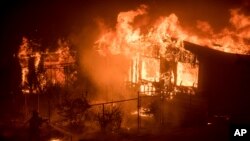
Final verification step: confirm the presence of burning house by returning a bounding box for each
[17,37,78,118]
[12,4,250,128]
[18,37,76,95]
[94,5,199,98]
[92,5,250,126]
[91,5,203,127]
[3,0,250,140]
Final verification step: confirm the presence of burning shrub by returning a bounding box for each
[95,105,122,133]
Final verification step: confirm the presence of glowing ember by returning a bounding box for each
[131,107,153,118]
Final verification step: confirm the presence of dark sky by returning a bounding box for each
[0,0,249,95]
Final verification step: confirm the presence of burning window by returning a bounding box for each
[176,62,198,87]
[141,57,160,82]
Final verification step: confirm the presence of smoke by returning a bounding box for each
[80,48,131,101]
[70,20,132,101]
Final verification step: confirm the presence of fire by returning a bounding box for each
[131,107,153,118]
[44,40,76,85]
[94,5,250,97]
[140,82,156,96]
[18,37,41,94]
[95,5,197,97]
[18,37,76,94]
[176,62,198,87]
[195,8,250,54]
[141,57,160,82]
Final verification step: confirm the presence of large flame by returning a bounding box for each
[195,8,250,54]
[95,5,197,95]
[18,37,41,94]
[94,5,250,96]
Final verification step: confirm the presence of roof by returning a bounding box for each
[184,41,250,65]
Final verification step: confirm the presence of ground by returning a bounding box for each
[0,122,230,141]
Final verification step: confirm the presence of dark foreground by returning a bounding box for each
[0,123,229,141]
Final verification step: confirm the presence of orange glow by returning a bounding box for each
[44,40,76,85]
[140,83,156,96]
[95,5,199,96]
[18,38,76,94]
[141,57,160,82]
[94,5,250,97]
[18,37,41,94]
[176,62,198,87]
[131,107,153,117]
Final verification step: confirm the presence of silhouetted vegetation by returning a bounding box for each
[96,105,122,133]
[57,97,90,131]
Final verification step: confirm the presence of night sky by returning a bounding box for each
[0,0,249,97]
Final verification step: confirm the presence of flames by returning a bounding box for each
[43,40,76,85]
[176,62,198,87]
[94,5,250,97]
[17,5,250,97]
[18,37,41,94]
[195,8,250,54]
[95,5,198,96]
[18,37,76,94]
